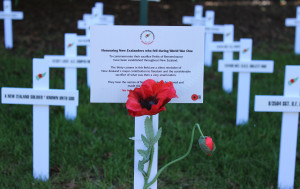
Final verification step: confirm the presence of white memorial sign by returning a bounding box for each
[90,25,205,189]
[218,38,274,125]
[254,65,300,189]
[285,6,300,54]
[90,26,204,104]
[0,0,23,49]
[1,58,79,180]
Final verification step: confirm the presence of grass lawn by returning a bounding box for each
[0,42,300,188]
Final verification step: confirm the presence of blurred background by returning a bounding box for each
[0,0,299,56]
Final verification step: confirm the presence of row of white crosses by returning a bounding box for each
[44,2,114,120]
[255,65,300,189]
[0,0,23,48]
[285,6,300,54]
[1,58,79,180]
[0,2,112,180]
[183,5,274,125]
[77,2,114,88]
[184,6,299,188]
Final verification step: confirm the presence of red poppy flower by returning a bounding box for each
[126,79,177,117]
[38,74,43,78]
[291,79,295,83]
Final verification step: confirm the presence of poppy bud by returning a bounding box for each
[198,136,216,156]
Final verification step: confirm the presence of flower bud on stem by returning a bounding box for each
[142,123,214,189]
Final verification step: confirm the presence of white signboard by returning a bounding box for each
[285,6,300,54]
[90,26,205,103]
[254,65,300,189]
[0,0,23,48]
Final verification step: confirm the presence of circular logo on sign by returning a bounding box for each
[191,94,198,101]
[140,30,155,45]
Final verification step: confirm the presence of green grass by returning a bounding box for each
[0,42,300,188]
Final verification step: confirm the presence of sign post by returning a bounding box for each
[254,65,300,189]
[90,26,205,188]
[0,0,23,48]
[1,58,79,180]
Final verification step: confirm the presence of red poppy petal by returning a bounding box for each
[205,137,214,151]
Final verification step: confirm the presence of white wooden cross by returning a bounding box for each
[45,33,89,120]
[78,2,114,33]
[44,52,89,120]
[77,3,114,88]
[209,24,235,93]
[218,38,274,125]
[285,7,300,54]
[1,58,79,180]
[182,6,235,93]
[0,0,23,49]
[254,65,300,189]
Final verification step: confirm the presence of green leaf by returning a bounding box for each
[137,149,147,159]
[138,161,146,176]
[153,127,162,144]
[145,116,154,140]
[141,134,151,148]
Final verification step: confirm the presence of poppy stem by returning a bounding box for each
[143,115,155,189]
[145,123,203,188]
[196,123,205,138]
